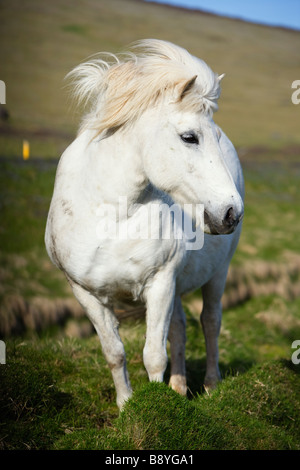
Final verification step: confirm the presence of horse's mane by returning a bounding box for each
[67,39,223,137]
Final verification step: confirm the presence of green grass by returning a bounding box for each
[0,159,69,304]
[235,155,300,265]
[0,160,55,253]
[1,299,299,450]
[111,361,300,450]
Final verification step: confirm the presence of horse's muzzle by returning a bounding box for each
[204,206,244,235]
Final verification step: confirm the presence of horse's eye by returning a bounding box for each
[180,132,199,145]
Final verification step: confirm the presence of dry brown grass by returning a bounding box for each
[1,255,299,337]
[0,295,84,337]
[224,254,300,309]
[184,253,300,316]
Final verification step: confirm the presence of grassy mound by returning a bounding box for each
[0,334,299,450]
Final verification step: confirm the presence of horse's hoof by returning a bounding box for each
[203,376,221,395]
[169,375,187,396]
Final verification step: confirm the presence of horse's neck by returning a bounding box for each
[84,129,148,209]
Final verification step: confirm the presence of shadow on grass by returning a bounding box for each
[165,357,256,399]
[282,357,300,375]
[0,363,74,450]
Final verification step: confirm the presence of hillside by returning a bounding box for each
[0,0,300,157]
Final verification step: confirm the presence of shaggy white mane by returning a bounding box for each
[67,39,222,136]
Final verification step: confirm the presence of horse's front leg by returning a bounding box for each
[68,279,132,410]
[168,295,187,395]
[143,274,175,383]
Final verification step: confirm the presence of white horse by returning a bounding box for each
[45,39,244,410]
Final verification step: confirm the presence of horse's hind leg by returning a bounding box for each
[168,295,187,395]
[201,265,229,392]
[69,280,132,410]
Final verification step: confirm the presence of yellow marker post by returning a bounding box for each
[23,140,30,160]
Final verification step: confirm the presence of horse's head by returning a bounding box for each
[69,39,244,234]
[131,42,244,235]
[139,101,244,235]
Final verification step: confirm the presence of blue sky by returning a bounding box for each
[145,0,300,30]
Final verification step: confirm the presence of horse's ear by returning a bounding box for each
[178,75,197,101]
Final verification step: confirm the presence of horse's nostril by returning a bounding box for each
[204,210,210,225]
[205,206,243,235]
[223,207,236,227]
